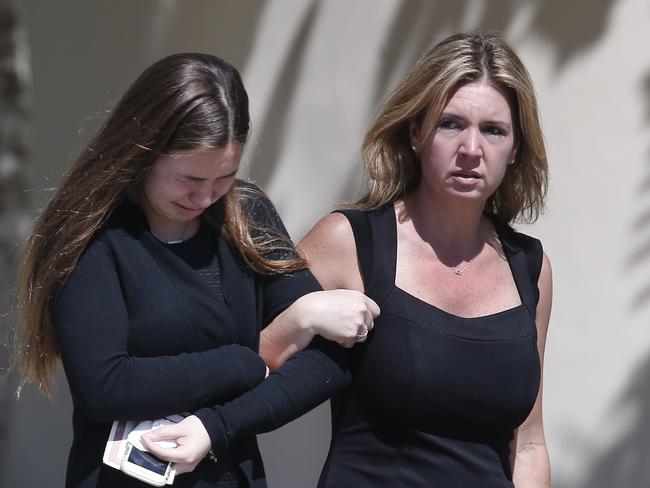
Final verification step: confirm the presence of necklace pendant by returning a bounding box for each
[452,263,469,276]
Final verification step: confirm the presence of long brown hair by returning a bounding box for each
[15,53,305,395]
[359,31,548,223]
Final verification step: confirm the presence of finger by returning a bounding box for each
[140,438,178,462]
[366,319,375,332]
[142,424,180,443]
[150,443,198,464]
[355,325,368,343]
[364,296,381,318]
[356,324,368,337]
[362,309,375,331]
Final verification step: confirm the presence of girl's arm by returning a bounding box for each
[259,288,379,369]
[143,212,367,467]
[54,244,267,422]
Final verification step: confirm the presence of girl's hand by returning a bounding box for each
[295,290,380,348]
[140,415,212,475]
[261,289,380,369]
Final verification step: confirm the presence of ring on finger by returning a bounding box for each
[355,325,369,342]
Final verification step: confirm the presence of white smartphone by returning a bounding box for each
[120,441,176,486]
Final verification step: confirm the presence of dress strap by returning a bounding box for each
[334,204,396,304]
[495,219,543,317]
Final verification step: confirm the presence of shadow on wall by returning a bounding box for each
[558,54,650,488]
[249,0,620,202]
[565,353,650,488]
[374,0,619,107]
[532,0,617,70]
[159,0,266,71]
[628,71,650,310]
[250,0,320,188]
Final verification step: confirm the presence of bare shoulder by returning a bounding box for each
[298,212,363,291]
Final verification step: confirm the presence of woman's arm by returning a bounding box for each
[54,245,267,422]
[510,252,552,487]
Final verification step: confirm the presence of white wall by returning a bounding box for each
[3,0,649,487]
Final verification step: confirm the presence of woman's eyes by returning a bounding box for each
[437,119,507,137]
[438,119,460,130]
[483,125,506,136]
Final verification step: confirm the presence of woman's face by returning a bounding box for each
[139,144,243,235]
[410,80,517,206]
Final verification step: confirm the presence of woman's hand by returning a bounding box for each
[140,415,212,475]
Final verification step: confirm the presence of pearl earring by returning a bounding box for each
[411,145,416,152]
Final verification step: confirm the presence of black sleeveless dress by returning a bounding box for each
[317,204,542,487]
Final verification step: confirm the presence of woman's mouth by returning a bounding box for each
[451,170,481,180]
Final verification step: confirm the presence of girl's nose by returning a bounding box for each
[189,185,214,208]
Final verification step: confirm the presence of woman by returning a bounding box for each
[14,53,378,487]
[145,32,552,487]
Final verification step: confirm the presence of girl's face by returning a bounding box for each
[140,144,243,236]
[410,80,517,206]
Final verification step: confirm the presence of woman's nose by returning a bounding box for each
[458,128,482,159]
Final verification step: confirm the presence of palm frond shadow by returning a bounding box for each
[245,0,622,204]
[565,65,650,488]
[164,0,266,71]
[371,0,620,111]
[531,0,618,71]
[563,354,650,488]
[629,73,650,311]
[248,0,320,188]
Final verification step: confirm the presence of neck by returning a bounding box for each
[127,195,199,244]
[402,186,487,264]
[150,220,194,244]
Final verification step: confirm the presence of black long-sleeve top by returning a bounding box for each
[53,185,322,488]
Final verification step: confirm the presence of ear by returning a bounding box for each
[409,118,421,150]
[510,145,519,165]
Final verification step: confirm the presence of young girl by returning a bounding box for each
[15,52,377,487]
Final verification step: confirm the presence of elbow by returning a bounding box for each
[66,361,145,421]
[326,368,352,392]
[74,388,126,422]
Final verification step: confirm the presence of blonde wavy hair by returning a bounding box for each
[359,31,548,223]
